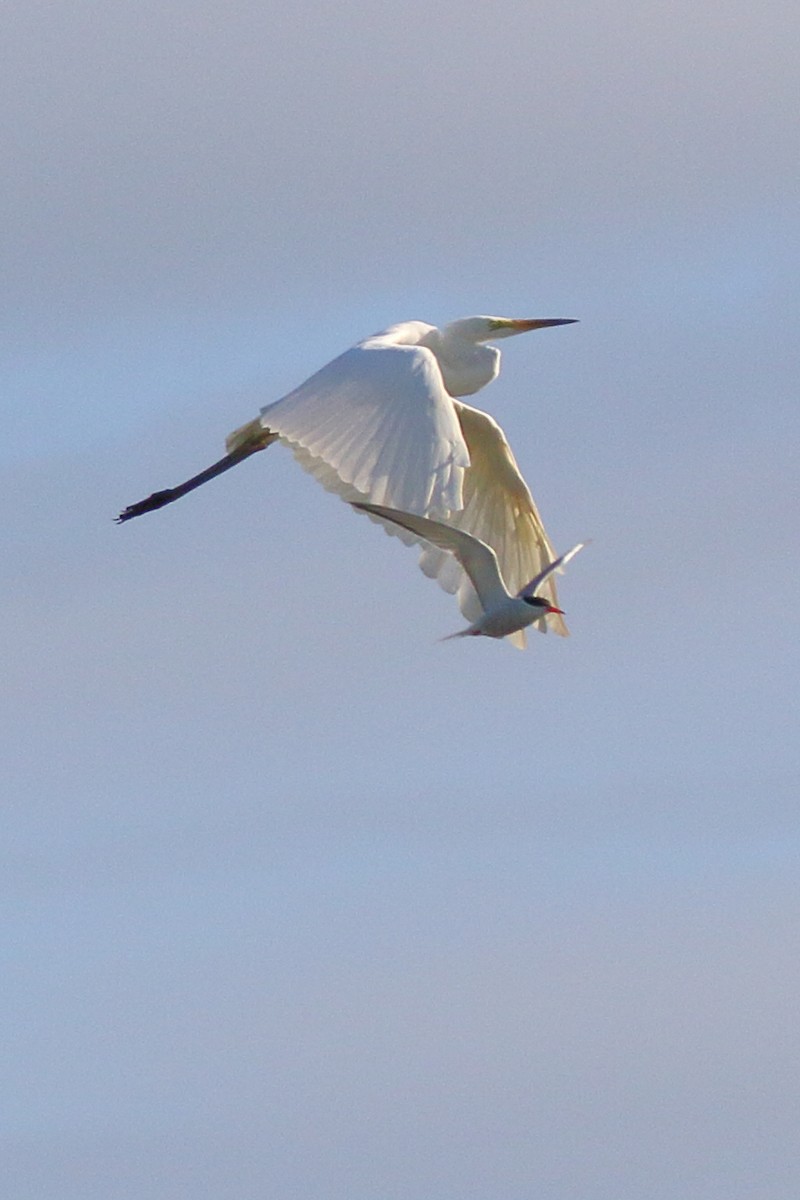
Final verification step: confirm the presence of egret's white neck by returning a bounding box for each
[421,327,500,398]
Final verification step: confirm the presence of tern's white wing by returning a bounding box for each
[258,339,469,514]
[417,402,567,648]
[517,542,588,599]
[351,503,509,614]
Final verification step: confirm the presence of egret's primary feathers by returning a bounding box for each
[352,501,587,647]
[117,315,576,640]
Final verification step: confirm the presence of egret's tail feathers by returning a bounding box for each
[225,418,278,455]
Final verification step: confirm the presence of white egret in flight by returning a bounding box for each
[117,314,576,638]
[352,502,586,646]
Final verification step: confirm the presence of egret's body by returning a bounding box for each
[118,315,576,644]
[351,502,586,646]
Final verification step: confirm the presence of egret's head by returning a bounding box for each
[445,316,577,344]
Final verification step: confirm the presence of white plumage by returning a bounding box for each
[351,503,587,647]
[118,314,576,647]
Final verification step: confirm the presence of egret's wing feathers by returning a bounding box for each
[226,333,565,654]
[259,343,469,514]
[351,503,509,614]
[518,542,588,598]
[417,402,568,641]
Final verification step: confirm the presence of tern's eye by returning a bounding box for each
[522,596,546,608]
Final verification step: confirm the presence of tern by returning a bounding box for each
[351,501,586,646]
[117,314,577,637]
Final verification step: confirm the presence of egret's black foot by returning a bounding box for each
[115,489,177,522]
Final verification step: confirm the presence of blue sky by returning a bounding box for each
[3,2,799,1197]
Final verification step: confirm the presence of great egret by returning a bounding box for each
[117,315,576,645]
[351,502,586,645]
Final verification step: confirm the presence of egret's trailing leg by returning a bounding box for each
[116,421,277,522]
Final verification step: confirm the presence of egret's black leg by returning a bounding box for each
[115,444,263,523]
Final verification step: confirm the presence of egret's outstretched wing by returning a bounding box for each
[518,542,588,599]
[255,340,469,515]
[351,503,509,614]
[417,401,567,644]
